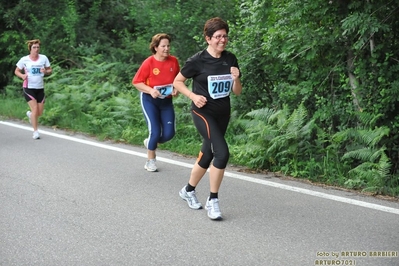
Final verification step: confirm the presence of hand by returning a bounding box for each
[40,67,46,74]
[149,89,161,99]
[172,88,179,97]
[230,67,240,80]
[191,93,207,108]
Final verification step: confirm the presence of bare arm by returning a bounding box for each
[173,73,191,97]
[43,66,52,75]
[230,67,242,96]
[173,72,207,108]
[133,82,160,99]
[14,67,27,80]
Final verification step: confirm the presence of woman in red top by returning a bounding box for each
[132,33,180,172]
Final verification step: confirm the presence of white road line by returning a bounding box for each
[2,120,399,215]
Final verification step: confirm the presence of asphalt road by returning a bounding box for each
[1,120,398,266]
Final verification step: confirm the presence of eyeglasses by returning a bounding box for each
[31,46,40,49]
[212,35,229,40]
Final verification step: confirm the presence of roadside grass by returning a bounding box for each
[0,97,27,120]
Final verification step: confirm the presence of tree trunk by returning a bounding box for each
[347,49,362,112]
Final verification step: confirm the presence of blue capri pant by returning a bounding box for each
[140,92,175,150]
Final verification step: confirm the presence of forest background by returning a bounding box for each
[1,0,398,197]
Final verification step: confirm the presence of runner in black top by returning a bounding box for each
[174,17,242,220]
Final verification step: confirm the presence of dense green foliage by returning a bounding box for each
[1,0,398,196]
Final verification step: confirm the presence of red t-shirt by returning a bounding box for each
[132,55,180,88]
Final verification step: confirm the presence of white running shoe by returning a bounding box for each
[32,131,40,140]
[26,111,32,124]
[144,158,157,172]
[143,138,149,149]
[205,197,222,220]
[179,186,202,209]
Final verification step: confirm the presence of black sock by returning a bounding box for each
[209,192,218,200]
[186,183,195,192]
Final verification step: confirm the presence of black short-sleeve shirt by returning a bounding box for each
[180,49,240,115]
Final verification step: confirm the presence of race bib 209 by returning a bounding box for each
[207,74,233,99]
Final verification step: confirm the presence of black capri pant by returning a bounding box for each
[192,109,230,169]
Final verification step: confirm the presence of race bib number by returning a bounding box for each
[154,84,173,99]
[207,74,233,99]
[30,67,44,77]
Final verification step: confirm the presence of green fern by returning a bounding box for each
[334,111,391,192]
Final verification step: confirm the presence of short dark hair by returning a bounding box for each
[203,17,229,39]
[149,33,171,54]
